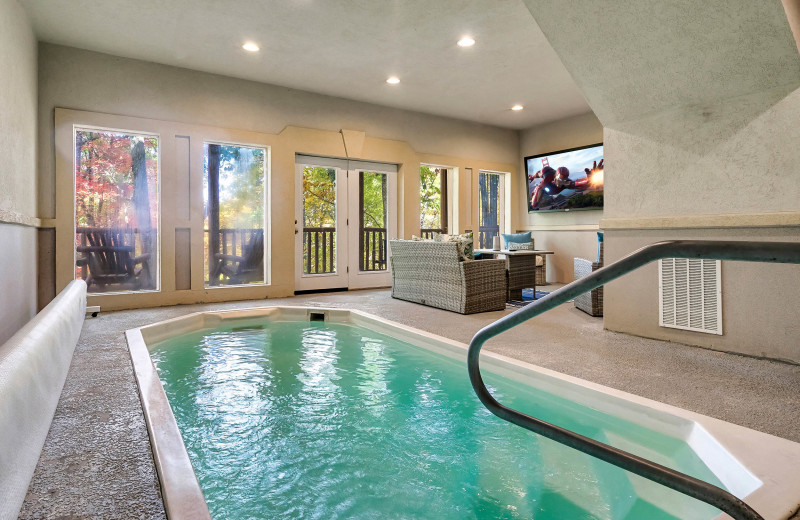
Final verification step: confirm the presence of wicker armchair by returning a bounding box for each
[390,240,507,314]
[574,238,604,317]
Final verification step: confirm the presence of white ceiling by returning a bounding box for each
[20,0,592,130]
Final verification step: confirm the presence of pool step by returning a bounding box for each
[534,428,722,519]
[537,431,632,518]
[601,431,721,520]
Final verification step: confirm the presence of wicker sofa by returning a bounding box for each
[390,240,507,314]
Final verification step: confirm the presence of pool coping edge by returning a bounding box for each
[126,327,212,520]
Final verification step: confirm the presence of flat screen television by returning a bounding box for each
[525,143,604,212]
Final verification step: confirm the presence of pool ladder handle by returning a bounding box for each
[468,240,800,520]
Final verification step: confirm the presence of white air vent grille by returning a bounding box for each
[659,258,722,335]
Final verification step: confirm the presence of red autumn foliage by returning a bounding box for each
[75,130,158,229]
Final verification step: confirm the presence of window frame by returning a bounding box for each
[477,169,511,249]
[420,163,451,235]
[201,139,270,289]
[72,124,163,295]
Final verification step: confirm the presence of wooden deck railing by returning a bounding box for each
[78,225,388,282]
[303,226,387,274]
[205,228,263,259]
[361,227,387,271]
[420,228,444,239]
[204,228,265,285]
[478,225,500,249]
[303,227,336,274]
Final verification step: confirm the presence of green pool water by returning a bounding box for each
[150,320,724,519]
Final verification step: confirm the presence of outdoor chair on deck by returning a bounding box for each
[210,230,264,285]
[76,227,152,291]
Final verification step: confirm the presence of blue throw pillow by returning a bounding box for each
[501,231,531,249]
[596,232,604,262]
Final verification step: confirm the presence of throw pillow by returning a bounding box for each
[596,231,604,262]
[508,242,533,251]
[501,231,532,249]
[459,231,474,261]
[438,232,474,262]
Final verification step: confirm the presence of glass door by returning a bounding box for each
[346,168,394,289]
[295,161,349,292]
[295,157,396,292]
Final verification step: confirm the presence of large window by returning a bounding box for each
[74,128,159,293]
[478,171,506,249]
[420,165,447,238]
[204,143,267,287]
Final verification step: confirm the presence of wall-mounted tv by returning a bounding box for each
[525,143,604,212]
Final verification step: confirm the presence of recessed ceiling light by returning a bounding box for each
[242,42,260,52]
[386,76,400,85]
[457,36,475,47]
[511,104,524,111]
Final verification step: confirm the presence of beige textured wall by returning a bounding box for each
[605,227,800,364]
[39,46,519,310]
[38,44,518,220]
[0,0,37,218]
[521,0,800,127]
[0,0,38,343]
[600,83,800,361]
[522,0,800,361]
[518,112,603,282]
[603,84,800,220]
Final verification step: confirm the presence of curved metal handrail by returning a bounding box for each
[468,240,800,520]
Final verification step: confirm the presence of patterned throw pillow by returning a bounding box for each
[459,232,474,261]
[437,232,474,261]
[508,241,533,251]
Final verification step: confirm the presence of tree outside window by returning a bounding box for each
[420,165,446,235]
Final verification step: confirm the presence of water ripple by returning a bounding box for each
[151,322,724,520]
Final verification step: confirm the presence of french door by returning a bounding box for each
[294,155,397,292]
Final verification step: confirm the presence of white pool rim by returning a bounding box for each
[125,306,800,520]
